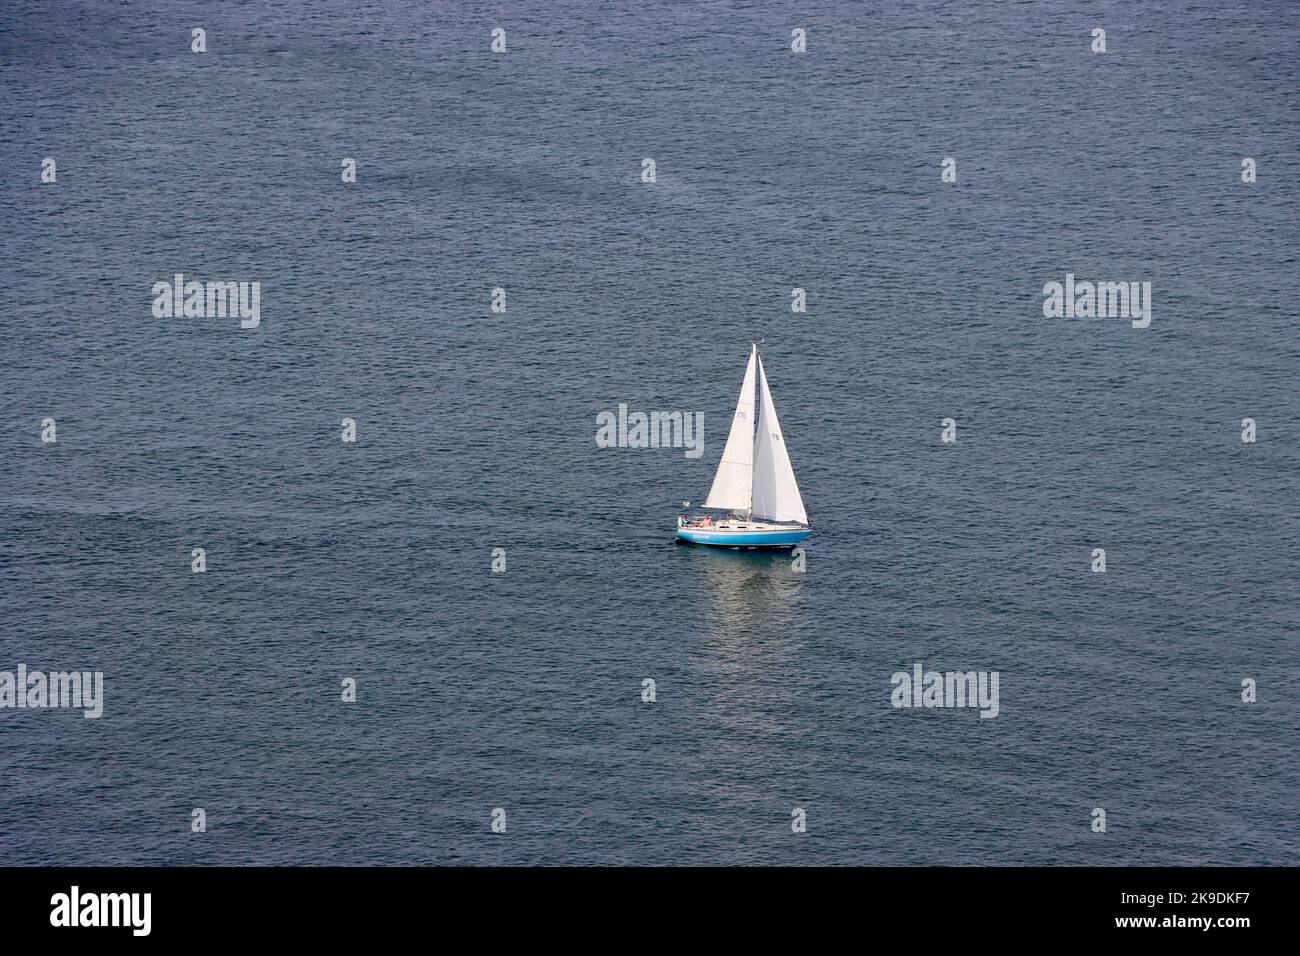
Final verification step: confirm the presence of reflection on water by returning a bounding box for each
[680,543,812,769]
[687,544,808,674]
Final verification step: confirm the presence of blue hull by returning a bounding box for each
[675,527,810,548]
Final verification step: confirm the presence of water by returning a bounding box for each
[1,0,1296,865]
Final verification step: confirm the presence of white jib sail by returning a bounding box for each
[751,355,808,525]
[703,345,757,512]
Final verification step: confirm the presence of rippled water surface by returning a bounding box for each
[1,0,1297,864]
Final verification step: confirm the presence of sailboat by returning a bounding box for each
[676,343,810,548]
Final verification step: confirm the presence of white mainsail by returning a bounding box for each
[702,345,757,512]
[750,355,807,525]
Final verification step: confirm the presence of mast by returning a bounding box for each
[747,341,760,522]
